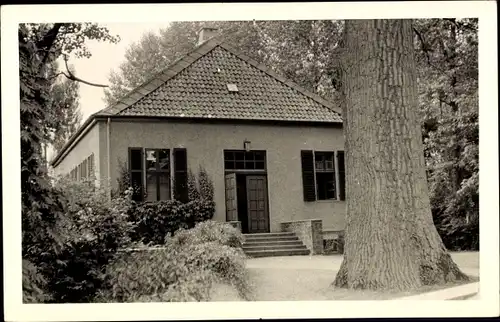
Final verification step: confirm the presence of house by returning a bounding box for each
[51,28,346,246]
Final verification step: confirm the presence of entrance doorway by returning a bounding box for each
[224,150,269,234]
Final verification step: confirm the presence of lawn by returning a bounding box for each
[210,252,479,301]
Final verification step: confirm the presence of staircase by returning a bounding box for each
[242,232,310,258]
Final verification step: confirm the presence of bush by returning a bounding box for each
[42,178,136,302]
[98,222,250,302]
[129,199,216,245]
[23,260,51,303]
[171,220,244,248]
[198,166,214,201]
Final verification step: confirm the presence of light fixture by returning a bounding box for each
[244,139,251,152]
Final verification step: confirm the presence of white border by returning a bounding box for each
[2,2,498,320]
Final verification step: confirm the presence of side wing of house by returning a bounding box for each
[52,121,104,186]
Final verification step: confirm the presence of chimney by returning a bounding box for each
[197,27,218,45]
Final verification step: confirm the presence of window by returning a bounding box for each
[128,147,189,202]
[224,150,266,170]
[145,149,171,202]
[301,150,345,202]
[87,154,94,178]
[337,151,346,201]
[314,152,335,200]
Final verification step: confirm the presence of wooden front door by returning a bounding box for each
[225,173,238,222]
[246,175,269,233]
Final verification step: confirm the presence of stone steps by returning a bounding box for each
[244,248,310,258]
[242,232,310,258]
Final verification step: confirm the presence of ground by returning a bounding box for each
[211,252,479,301]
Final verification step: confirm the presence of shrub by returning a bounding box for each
[99,222,250,302]
[171,220,244,248]
[187,169,201,201]
[198,166,214,201]
[42,178,136,302]
[129,199,216,245]
[23,260,51,303]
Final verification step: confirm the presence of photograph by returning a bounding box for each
[2,2,498,321]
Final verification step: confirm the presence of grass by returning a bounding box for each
[210,252,479,301]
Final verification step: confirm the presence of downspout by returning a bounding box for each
[107,117,111,201]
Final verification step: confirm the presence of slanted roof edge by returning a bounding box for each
[97,36,225,117]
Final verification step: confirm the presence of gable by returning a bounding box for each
[109,44,341,123]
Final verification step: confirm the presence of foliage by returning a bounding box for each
[22,260,51,303]
[170,220,244,249]
[22,23,120,59]
[114,159,131,197]
[49,68,82,153]
[187,169,201,201]
[97,221,249,302]
[20,22,121,302]
[414,19,479,250]
[39,178,136,302]
[197,166,215,201]
[128,199,215,245]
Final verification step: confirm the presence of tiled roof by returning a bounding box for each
[99,37,342,123]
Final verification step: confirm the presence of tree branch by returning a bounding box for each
[63,55,109,88]
[413,26,448,75]
[37,23,63,70]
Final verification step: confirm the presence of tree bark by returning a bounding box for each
[333,19,469,291]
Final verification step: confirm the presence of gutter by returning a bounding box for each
[107,117,111,201]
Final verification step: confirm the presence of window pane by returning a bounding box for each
[146,150,157,171]
[254,151,265,161]
[234,151,244,161]
[225,160,234,170]
[159,150,169,170]
[255,161,265,170]
[146,173,157,201]
[235,161,244,169]
[159,173,171,200]
[130,149,142,170]
[315,160,324,170]
[325,160,334,170]
[244,151,255,161]
[245,161,255,170]
[316,172,335,200]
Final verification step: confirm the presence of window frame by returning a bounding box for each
[313,151,336,201]
[144,148,171,202]
[223,150,267,172]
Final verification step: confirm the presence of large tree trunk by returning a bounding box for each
[333,19,469,291]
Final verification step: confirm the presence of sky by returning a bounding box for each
[62,22,173,122]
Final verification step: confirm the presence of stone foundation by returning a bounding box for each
[281,219,323,255]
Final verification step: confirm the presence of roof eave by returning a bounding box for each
[50,113,106,168]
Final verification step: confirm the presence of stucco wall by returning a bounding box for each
[52,121,102,184]
[108,119,346,232]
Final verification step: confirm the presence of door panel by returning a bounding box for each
[246,175,269,233]
[225,173,238,222]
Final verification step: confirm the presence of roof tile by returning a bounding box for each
[105,42,341,123]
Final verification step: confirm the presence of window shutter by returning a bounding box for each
[129,148,144,202]
[301,150,316,202]
[173,148,188,203]
[337,151,346,201]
